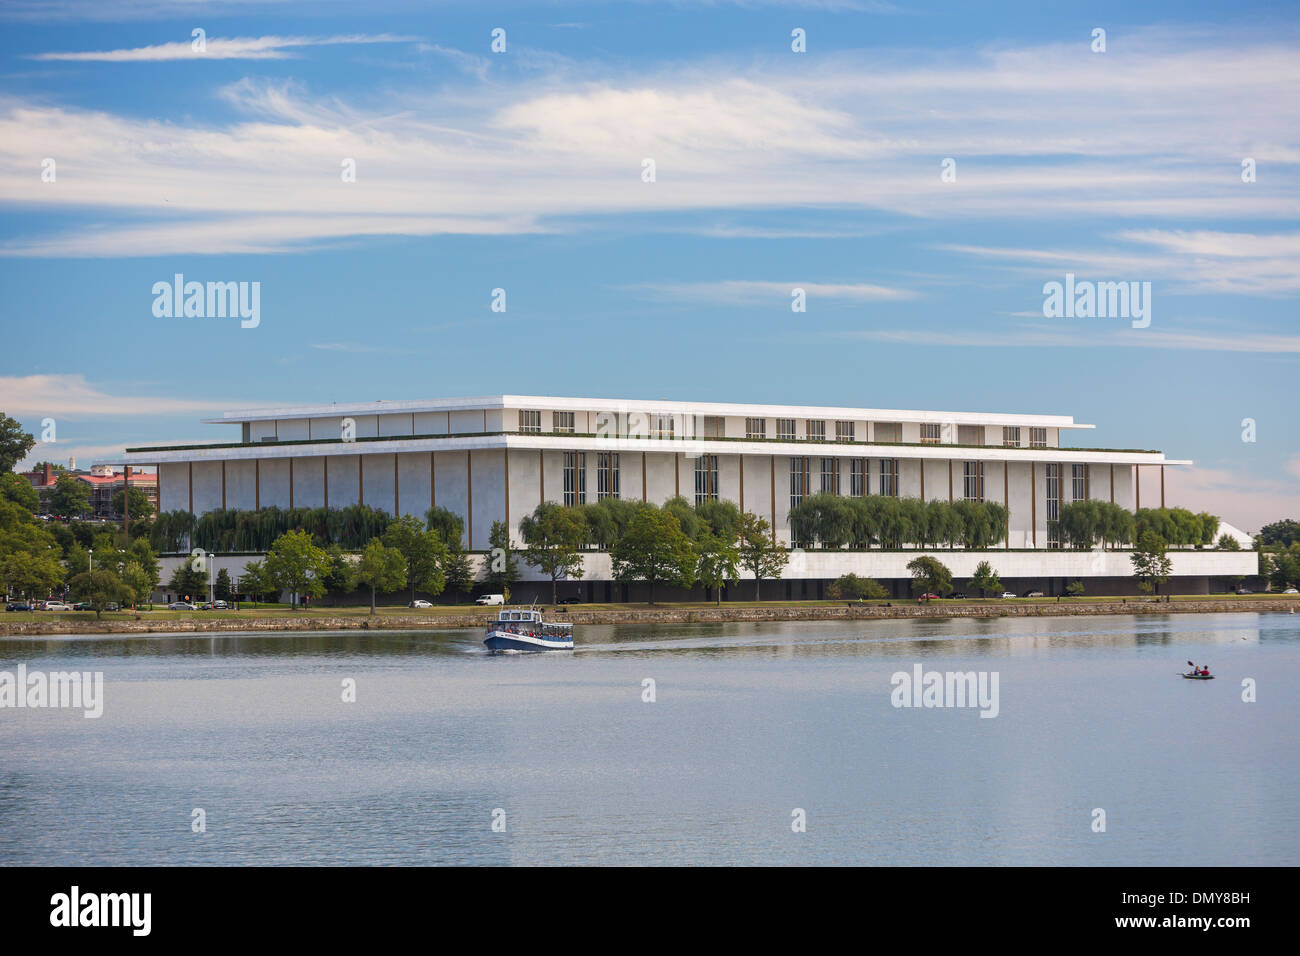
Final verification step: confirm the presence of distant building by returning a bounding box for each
[20,462,159,519]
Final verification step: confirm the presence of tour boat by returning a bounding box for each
[483,606,574,652]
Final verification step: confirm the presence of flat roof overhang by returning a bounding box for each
[199,394,1094,430]
[119,434,1187,468]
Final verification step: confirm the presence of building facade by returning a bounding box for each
[21,462,159,519]
[118,395,1255,598]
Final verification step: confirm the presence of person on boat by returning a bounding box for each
[1201,665,1210,676]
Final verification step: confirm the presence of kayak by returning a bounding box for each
[1181,673,1215,680]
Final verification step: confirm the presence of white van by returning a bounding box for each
[475,593,505,606]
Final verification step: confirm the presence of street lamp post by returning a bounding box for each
[210,552,217,606]
[88,548,93,573]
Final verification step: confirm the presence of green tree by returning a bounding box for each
[119,561,154,608]
[0,472,39,513]
[265,528,330,608]
[611,507,696,604]
[1216,533,1241,551]
[1,548,64,601]
[737,511,788,600]
[214,567,233,601]
[1131,530,1172,595]
[0,413,35,474]
[1065,579,1086,597]
[827,573,888,600]
[110,486,154,521]
[167,557,209,603]
[67,568,131,620]
[485,520,519,594]
[907,555,952,600]
[355,538,408,614]
[1268,552,1300,591]
[695,531,740,604]
[238,560,269,606]
[320,543,358,598]
[519,502,588,605]
[1258,519,1300,548]
[49,475,91,518]
[382,514,448,602]
[970,560,1002,598]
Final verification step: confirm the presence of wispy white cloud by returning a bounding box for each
[630,279,915,304]
[2,29,1298,256]
[1163,462,1300,533]
[32,33,417,62]
[830,323,1300,353]
[0,374,252,417]
[942,229,1300,296]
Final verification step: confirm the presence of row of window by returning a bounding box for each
[523,411,1051,447]
[561,454,1091,519]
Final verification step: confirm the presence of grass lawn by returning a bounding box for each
[3,591,1297,626]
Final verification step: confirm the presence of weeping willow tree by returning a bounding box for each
[788,493,1011,550]
[151,505,393,553]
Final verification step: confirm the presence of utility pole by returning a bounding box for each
[123,465,131,534]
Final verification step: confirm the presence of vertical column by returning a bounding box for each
[1161,465,1165,508]
[221,461,227,510]
[1110,463,1114,503]
[739,453,745,512]
[1003,462,1009,549]
[466,450,473,548]
[289,459,294,509]
[1031,461,1036,548]
[188,462,194,514]
[255,460,260,510]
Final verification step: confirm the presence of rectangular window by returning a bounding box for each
[1072,463,1088,501]
[850,459,868,497]
[921,423,942,444]
[875,422,901,443]
[806,420,826,442]
[777,418,797,441]
[1002,426,1021,447]
[1031,427,1047,448]
[879,458,899,496]
[745,417,766,440]
[820,458,839,495]
[790,456,810,509]
[564,452,586,506]
[520,410,541,433]
[1046,463,1060,548]
[963,461,984,501]
[958,425,983,446]
[835,420,855,442]
[700,416,725,439]
[694,455,719,504]
[789,457,810,546]
[652,414,675,440]
[598,452,620,500]
[553,411,575,434]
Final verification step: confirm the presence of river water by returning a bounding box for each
[2,612,1296,866]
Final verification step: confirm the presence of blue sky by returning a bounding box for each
[1,0,1297,530]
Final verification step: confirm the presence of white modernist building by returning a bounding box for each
[119,395,1255,599]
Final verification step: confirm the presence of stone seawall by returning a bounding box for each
[2,600,1295,636]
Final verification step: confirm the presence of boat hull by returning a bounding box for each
[1182,674,1215,680]
[484,630,573,652]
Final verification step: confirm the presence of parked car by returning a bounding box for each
[5,602,32,612]
[168,601,197,610]
[917,592,941,601]
[103,602,120,612]
[1284,588,1298,595]
[1235,587,1253,595]
[72,602,92,611]
[211,600,228,609]
[475,594,506,606]
[944,592,966,600]
[409,600,433,608]
[44,601,73,611]
[999,592,1017,599]
[557,596,583,605]
[1023,590,1045,598]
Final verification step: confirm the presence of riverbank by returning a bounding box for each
[3,597,1297,635]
